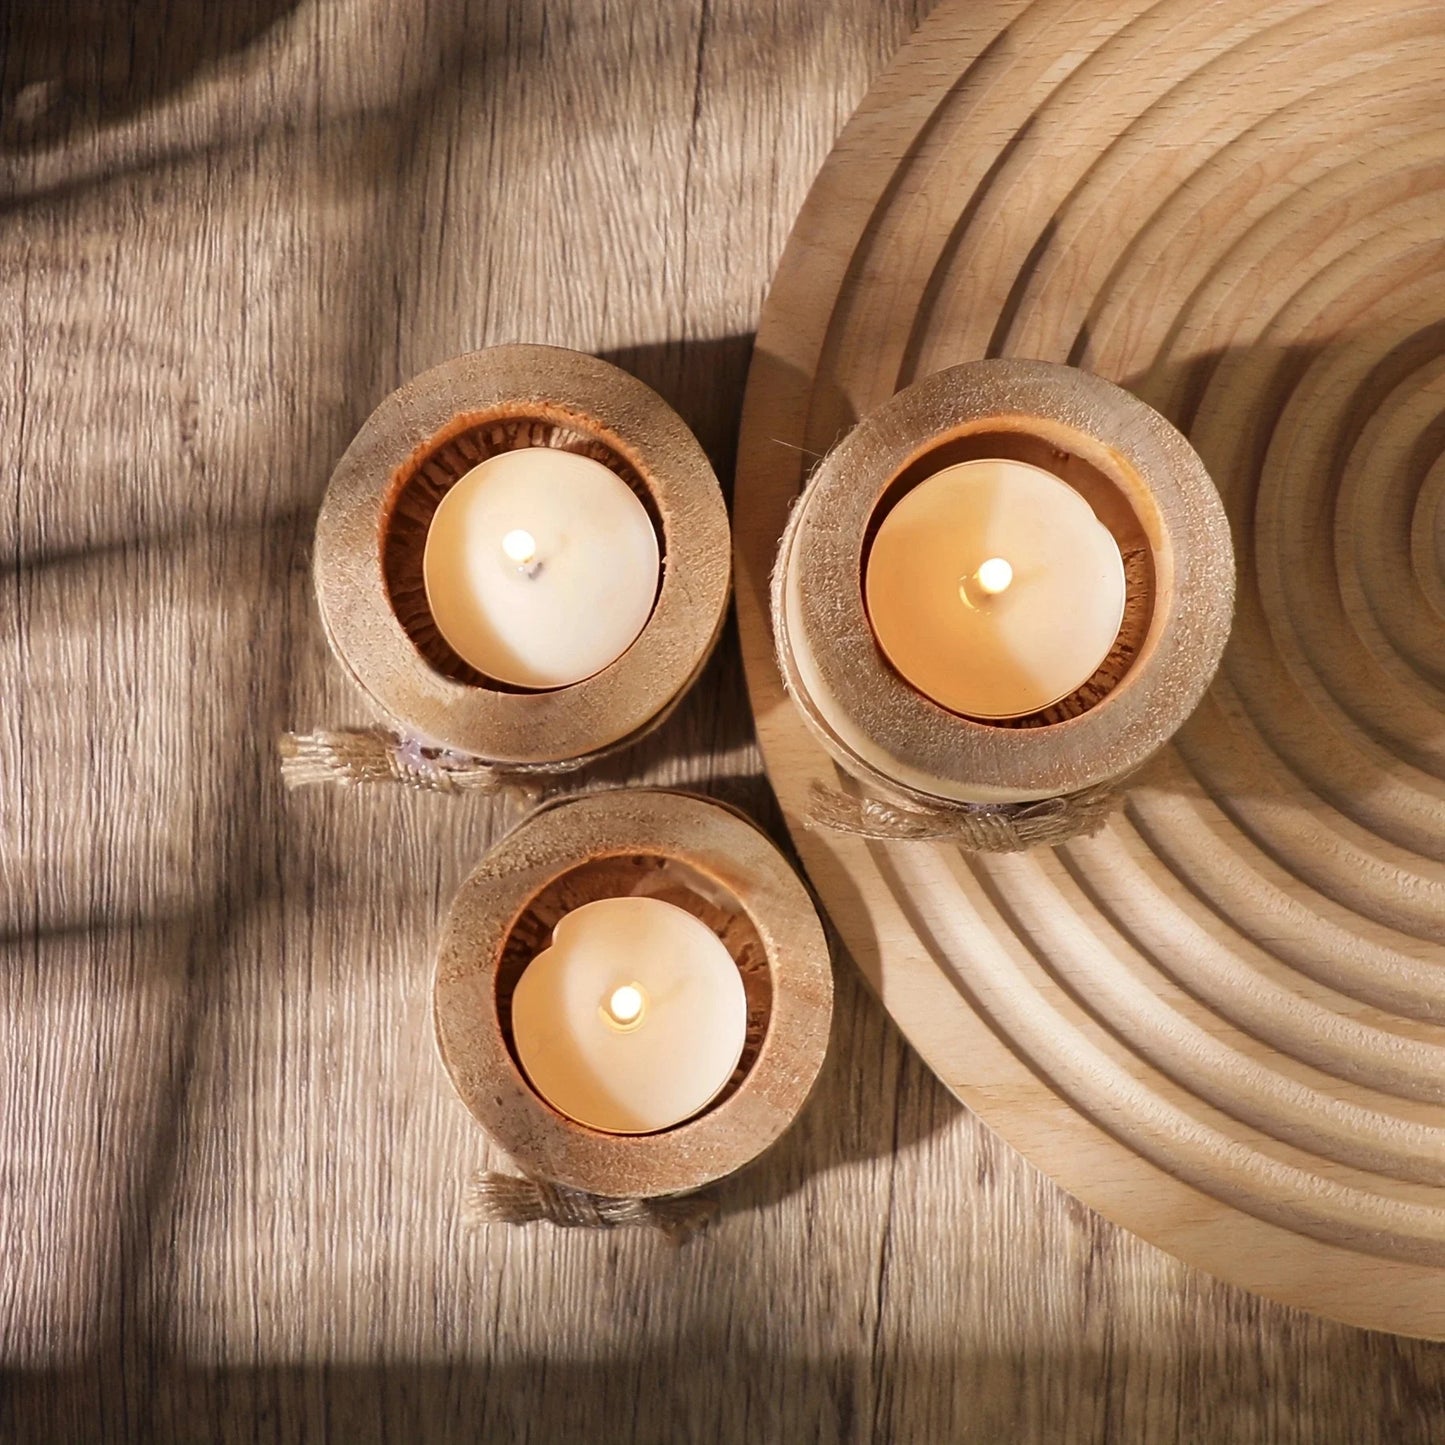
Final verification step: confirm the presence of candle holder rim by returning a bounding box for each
[783,357,1234,799]
[433,789,833,1197]
[313,345,731,764]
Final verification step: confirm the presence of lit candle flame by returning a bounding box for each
[605,983,646,1027]
[974,556,1013,596]
[501,528,538,566]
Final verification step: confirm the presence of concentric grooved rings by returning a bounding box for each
[736,0,1445,1334]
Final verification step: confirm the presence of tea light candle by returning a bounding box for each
[864,459,1126,719]
[422,448,661,689]
[510,896,748,1135]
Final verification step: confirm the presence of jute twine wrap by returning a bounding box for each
[276,662,694,794]
[434,791,832,1204]
[279,729,534,793]
[771,360,1234,846]
[801,777,1129,849]
[464,1171,718,1243]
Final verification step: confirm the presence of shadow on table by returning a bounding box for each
[568,333,811,817]
[602,336,759,500]
[0,313,957,1406]
[0,0,303,150]
[0,1353,1026,1444]
[705,956,958,1229]
[8,1333,1445,1444]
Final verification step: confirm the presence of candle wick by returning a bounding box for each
[603,982,647,1029]
[974,557,1013,595]
[501,528,539,572]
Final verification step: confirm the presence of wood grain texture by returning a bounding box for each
[736,0,1445,1342]
[4,0,1445,1440]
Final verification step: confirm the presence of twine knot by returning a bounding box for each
[804,779,1125,851]
[464,1172,717,1244]
[278,729,539,795]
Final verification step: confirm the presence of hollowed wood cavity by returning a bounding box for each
[494,853,772,1127]
[380,409,666,689]
[860,425,1157,727]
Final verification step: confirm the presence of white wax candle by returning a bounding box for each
[510,897,748,1135]
[864,459,1125,718]
[422,449,660,689]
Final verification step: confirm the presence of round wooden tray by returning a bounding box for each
[735,0,1445,1338]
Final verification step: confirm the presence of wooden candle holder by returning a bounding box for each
[433,790,833,1199]
[313,345,731,765]
[775,358,1235,807]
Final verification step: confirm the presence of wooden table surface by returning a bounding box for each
[4,2,1444,1440]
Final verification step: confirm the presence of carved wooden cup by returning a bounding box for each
[314,345,731,766]
[434,790,834,1199]
[774,358,1236,809]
